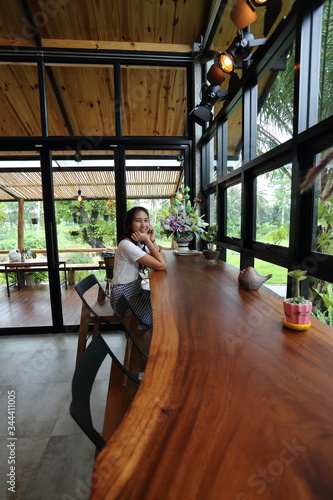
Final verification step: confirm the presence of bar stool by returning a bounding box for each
[74,274,120,366]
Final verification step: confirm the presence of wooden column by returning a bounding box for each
[17,198,24,250]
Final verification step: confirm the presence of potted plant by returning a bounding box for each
[160,186,208,250]
[21,248,37,261]
[282,270,312,330]
[201,225,220,260]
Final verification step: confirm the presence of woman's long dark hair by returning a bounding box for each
[123,206,149,239]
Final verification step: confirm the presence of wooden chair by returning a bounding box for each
[74,274,120,366]
[70,332,141,452]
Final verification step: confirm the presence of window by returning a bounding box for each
[318,0,333,121]
[226,249,240,268]
[227,106,243,172]
[257,43,295,155]
[254,259,288,298]
[207,192,217,226]
[226,183,242,238]
[255,166,291,245]
[313,148,333,255]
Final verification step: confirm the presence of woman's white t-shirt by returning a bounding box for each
[111,239,147,285]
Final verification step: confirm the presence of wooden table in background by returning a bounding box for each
[2,258,70,296]
[92,251,333,500]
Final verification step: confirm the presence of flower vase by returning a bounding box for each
[174,234,194,251]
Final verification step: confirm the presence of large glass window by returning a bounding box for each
[313,148,333,255]
[257,43,295,155]
[52,152,117,291]
[0,153,52,328]
[125,151,184,248]
[226,183,242,238]
[254,258,288,298]
[227,106,243,172]
[318,0,333,121]
[255,165,291,245]
[207,192,217,226]
[226,249,240,268]
[205,135,217,184]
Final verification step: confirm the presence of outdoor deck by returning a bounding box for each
[0,282,94,330]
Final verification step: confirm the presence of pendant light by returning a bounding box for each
[74,189,87,202]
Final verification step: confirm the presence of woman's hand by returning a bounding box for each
[131,225,155,243]
[147,225,156,242]
[131,231,147,242]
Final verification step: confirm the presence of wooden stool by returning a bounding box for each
[75,275,120,366]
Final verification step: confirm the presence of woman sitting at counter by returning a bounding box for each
[110,206,167,329]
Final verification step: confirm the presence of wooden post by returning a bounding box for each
[17,198,24,251]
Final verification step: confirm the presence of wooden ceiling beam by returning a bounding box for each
[0,38,193,53]
[39,39,193,53]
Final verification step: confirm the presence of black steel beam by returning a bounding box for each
[0,45,194,66]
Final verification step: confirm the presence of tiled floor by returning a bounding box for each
[0,331,126,500]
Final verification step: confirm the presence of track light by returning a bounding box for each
[215,30,267,74]
[222,31,255,73]
[231,0,266,30]
[189,84,228,125]
[74,189,86,202]
[230,0,282,36]
[207,63,226,86]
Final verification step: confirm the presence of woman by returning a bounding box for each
[110,206,167,329]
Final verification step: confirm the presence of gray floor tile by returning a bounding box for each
[0,332,127,499]
[23,435,95,500]
[0,436,49,500]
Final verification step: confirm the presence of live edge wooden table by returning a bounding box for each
[2,258,70,297]
[92,251,333,500]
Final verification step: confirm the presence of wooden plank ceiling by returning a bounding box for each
[0,0,293,200]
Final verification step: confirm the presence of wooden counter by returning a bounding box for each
[92,251,333,499]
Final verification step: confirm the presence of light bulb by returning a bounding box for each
[219,54,234,74]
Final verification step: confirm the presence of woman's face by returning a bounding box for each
[130,210,149,234]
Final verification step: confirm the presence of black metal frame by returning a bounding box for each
[201,0,333,297]
[0,37,194,333]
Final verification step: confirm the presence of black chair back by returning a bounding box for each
[70,332,141,451]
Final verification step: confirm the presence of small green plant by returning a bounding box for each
[201,225,218,245]
[288,270,308,303]
[20,248,37,259]
[313,283,333,326]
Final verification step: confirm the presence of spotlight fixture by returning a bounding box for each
[189,83,228,125]
[74,189,86,202]
[215,30,267,74]
[207,63,226,86]
[219,31,255,73]
[230,0,282,36]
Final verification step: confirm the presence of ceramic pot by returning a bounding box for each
[238,266,272,290]
[174,234,194,251]
[203,249,219,261]
[9,249,21,262]
[283,299,312,327]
